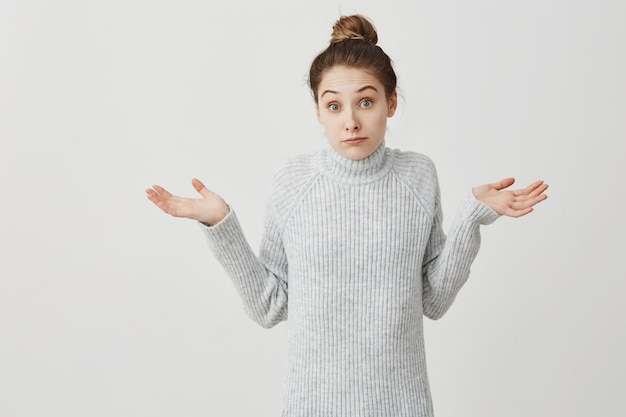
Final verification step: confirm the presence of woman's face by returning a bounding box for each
[315,65,397,160]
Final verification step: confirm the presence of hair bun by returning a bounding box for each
[330,14,378,45]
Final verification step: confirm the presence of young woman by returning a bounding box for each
[146,14,547,417]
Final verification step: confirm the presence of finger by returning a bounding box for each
[152,185,172,197]
[145,188,161,199]
[508,207,534,218]
[513,180,544,197]
[191,178,211,198]
[513,184,548,203]
[491,177,515,191]
[145,189,160,204]
[146,191,172,213]
[531,193,548,206]
[510,193,548,211]
[527,183,548,198]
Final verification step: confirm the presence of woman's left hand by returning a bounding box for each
[473,178,548,218]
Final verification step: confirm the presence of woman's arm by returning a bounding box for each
[421,178,548,320]
[146,179,288,328]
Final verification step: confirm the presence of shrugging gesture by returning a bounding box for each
[473,177,548,218]
[144,13,551,416]
[145,178,230,226]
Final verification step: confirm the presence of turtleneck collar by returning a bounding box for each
[318,141,394,185]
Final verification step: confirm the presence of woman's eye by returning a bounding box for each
[360,99,373,108]
[328,103,340,111]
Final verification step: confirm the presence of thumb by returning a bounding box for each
[492,177,515,191]
[191,178,211,198]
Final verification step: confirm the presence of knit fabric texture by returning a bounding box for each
[201,143,500,417]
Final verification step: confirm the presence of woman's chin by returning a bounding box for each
[333,140,381,160]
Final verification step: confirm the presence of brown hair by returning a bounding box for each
[309,15,397,102]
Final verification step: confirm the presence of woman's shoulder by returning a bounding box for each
[389,148,438,184]
[271,150,320,186]
[266,150,321,206]
[273,151,319,175]
[387,147,441,216]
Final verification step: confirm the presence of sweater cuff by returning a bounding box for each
[198,208,244,249]
[459,190,501,225]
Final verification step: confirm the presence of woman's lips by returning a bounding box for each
[343,137,367,144]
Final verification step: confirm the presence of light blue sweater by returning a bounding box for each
[201,143,499,416]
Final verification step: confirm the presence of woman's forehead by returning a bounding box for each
[318,66,383,93]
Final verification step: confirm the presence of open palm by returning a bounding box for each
[146,178,230,225]
[473,178,548,218]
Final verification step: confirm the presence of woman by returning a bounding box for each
[146,14,547,417]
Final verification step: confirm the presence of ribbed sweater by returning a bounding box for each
[201,143,500,416]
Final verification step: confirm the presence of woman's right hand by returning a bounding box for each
[145,178,230,226]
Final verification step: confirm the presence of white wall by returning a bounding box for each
[1,0,624,416]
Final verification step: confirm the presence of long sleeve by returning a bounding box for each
[421,190,500,320]
[200,205,288,328]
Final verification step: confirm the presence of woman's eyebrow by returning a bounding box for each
[321,85,379,98]
[356,85,378,94]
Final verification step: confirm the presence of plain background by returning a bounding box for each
[1,0,624,416]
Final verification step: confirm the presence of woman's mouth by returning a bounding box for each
[343,137,367,144]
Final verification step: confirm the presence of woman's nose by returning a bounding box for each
[344,109,360,132]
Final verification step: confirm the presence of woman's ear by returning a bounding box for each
[315,102,322,123]
[387,90,398,117]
